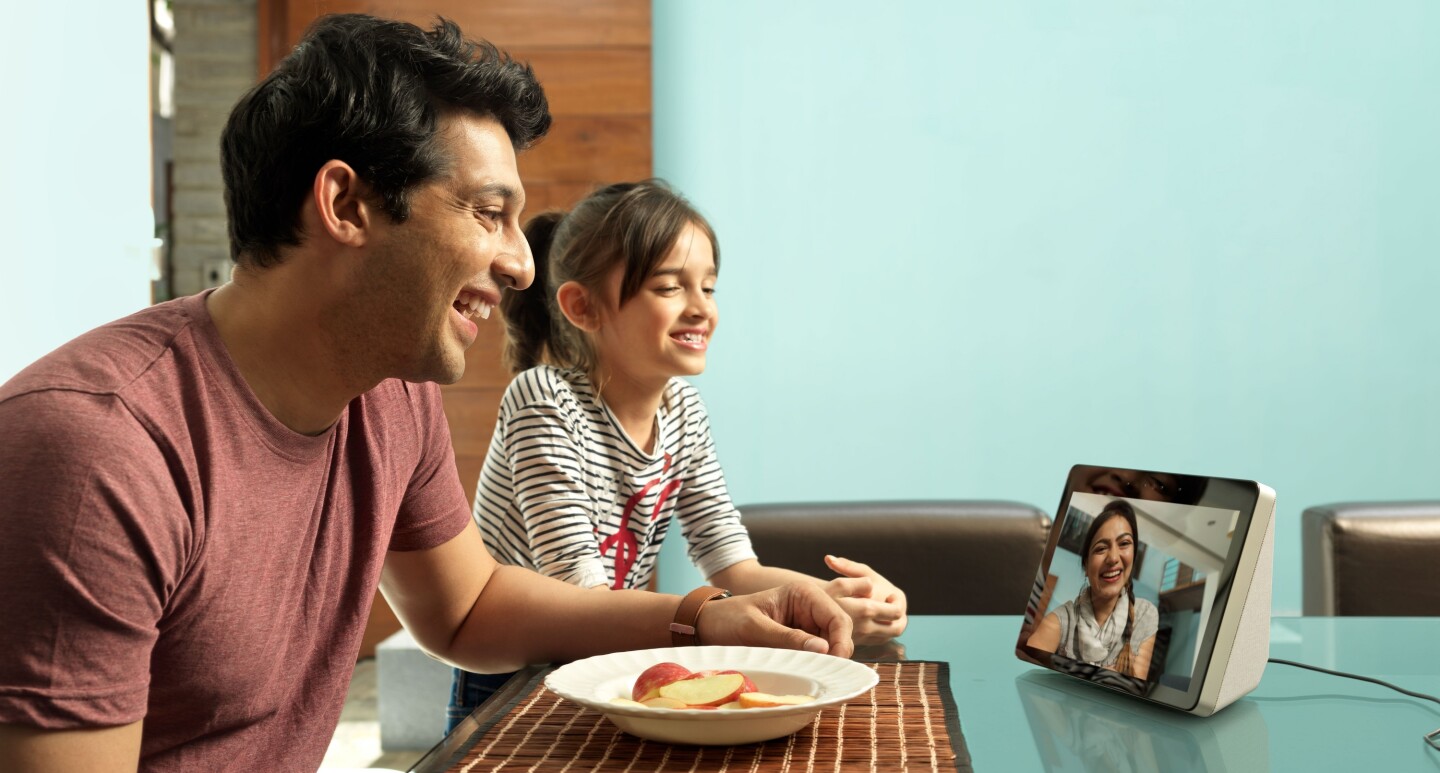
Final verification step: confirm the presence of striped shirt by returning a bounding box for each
[473,365,756,590]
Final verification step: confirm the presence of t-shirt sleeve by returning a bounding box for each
[0,391,189,729]
[496,401,610,588]
[673,391,756,580]
[389,383,471,552]
[1051,602,1074,657]
[1131,597,1160,652]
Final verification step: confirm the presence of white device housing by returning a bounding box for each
[1188,483,1275,716]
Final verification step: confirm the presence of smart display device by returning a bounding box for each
[1014,465,1276,716]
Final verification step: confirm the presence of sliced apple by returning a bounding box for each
[716,701,745,710]
[609,697,647,708]
[657,672,747,707]
[632,662,692,702]
[738,692,817,708]
[640,696,689,709]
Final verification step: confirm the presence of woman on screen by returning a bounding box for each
[1027,500,1158,679]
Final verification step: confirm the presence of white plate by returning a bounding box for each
[544,645,878,746]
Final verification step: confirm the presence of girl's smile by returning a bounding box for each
[1085,514,1135,603]
[594,221,718,388]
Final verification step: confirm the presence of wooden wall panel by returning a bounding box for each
[520,116,651,184]
[259,0,651,659]
[350,0,648,48]
[513,49,650,116]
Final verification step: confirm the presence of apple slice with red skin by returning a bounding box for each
[632,662,692,702]
[685,669,758,695]
[657,672,747,708]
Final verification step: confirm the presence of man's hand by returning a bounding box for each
[821,555,908,646]
[694,582,855,659]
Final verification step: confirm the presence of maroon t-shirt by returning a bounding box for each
[0,292,471,770]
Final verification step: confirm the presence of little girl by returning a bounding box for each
[446,179,906,730]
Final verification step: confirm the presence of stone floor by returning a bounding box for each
[321,659,429,771]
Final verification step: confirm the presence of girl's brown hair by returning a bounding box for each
[500,179,719,375]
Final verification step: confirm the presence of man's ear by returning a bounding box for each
[556,281,603,332]
[312,160,373,247]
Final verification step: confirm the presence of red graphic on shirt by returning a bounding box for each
[599,453,682,589]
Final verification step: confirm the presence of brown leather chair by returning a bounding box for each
[1302,501,1440,615]
[739,500,1051,615]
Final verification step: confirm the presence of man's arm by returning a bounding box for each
[0,722,142,773]
[380,524,854,673]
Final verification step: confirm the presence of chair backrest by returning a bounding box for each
[739,500,1052,615]
[1302,501,1440,616]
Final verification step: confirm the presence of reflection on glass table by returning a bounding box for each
[1016,670,1268,773]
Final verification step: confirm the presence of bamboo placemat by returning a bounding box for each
[434,661,971,773]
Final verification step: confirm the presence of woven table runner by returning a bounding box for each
[437,661,971,773]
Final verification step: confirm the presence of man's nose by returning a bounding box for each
[495,233,535,290]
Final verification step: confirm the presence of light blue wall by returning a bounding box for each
[652,2,1440,615]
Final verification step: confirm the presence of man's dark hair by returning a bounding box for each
[220,14,551,267]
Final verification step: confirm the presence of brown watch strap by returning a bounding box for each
[670,586,731,647]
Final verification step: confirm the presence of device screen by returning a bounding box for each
[1015,465,1257,706]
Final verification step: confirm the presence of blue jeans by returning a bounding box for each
[445,668,516,734]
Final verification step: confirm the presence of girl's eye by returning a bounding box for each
[655,285,681,295]
[703,287,716,296]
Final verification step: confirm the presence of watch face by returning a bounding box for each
[1015,465,1261,710]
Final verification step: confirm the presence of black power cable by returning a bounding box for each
[1268,658,1440,750]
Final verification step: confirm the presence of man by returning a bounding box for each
[0,15,854,771]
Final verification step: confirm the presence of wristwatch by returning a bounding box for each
[670,586,732,646]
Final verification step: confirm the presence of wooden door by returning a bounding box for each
[259,0,652,657]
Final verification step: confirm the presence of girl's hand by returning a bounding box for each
[822,555,909,645]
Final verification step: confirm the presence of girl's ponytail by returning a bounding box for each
[1113,580,1138,676]
[501,211,564,374]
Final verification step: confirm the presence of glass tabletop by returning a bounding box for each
[895,615,1440,773]
[413,616,1440,773]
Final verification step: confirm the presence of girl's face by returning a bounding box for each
[1085,514,1135,606]
[593,221,718,387]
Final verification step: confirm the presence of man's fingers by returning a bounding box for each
[746,615,832,654]
[784,583,855,658]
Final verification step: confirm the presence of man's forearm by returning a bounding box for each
[439,566,679,673]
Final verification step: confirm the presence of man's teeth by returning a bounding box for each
[455,291,492,321]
